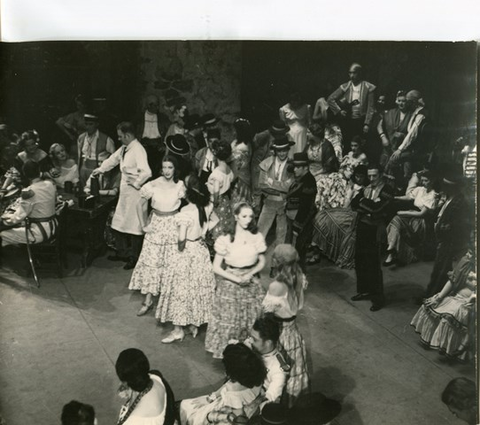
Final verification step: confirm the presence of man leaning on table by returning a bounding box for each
[91,122,151,270]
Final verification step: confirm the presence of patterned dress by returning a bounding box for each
[262,276,310,408]
[128,178,185,296]
[205,233,267,359]
[155,203,216,326]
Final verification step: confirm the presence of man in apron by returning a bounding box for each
[91,122,152,270]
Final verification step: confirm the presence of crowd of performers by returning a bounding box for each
[0,62,477,424]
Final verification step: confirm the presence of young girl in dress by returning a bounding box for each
[263,244,310,407]
[156,174,218,343]
[205,202,267,359]
[129,156,185,316]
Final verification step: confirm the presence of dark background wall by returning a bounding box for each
[0,41,477,157]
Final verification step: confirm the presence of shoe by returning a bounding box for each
[161,330,185,344]
[123,261,136,270]
[370,303,384,312]
[351,293,370,301]
[383,256,396,267]
[137,301,153,316]
[189,325,198,339]
[108,255,128,262]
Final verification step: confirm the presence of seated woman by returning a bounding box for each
[312,165,368,268]
[0,144,22,213]
[48,143,79,190]
[384,170,438,266]
[180,343,266,424]
[0,160,57,247]
[312,96,344,162]
[411,251,476,362]
[115,348,176,425]
[340,135,368,170]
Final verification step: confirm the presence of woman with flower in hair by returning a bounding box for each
[205,202,267,359]
[230,118,254,205]
[156,174,218,344]
[263,244,310,407]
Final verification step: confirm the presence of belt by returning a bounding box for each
[264,194,284,202]
[274,315,297,323]
[225,262,257,270]
[152,209,178,217]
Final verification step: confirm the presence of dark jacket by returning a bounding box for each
[287,171,317,231]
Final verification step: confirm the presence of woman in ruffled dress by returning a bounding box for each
[156,174,218,343]
[181,343,266,424]
[279,92,311,156]
[263,244,310,407]
[129,156,185,316]
[205,202,267,359]
[230,118,253,205]
[411,251,476,362]
[207,140,235,240]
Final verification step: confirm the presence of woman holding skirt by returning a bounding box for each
[129,156,185,316]
[205,202,267,359]
[263,244,310,407]
[157,175,219,343]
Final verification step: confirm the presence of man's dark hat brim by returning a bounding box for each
[165,135,190,155]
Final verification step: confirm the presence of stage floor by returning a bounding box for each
[0,246,474,425]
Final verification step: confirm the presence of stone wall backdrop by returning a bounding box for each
[139,41,242,140]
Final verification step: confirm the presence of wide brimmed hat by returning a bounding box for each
[272,136,295,150]
[202,113,219,127]
[443,173,464,185]
[165,134,190,155]
[261,403,288,424]
[288,393,342,425]
[270,119,290,135]
[289,152,309,166]
[84,113,99,122]
[166,96,187,108]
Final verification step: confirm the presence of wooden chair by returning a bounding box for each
[25,202,69,288]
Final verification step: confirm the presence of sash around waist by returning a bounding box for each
[225,262,258,270]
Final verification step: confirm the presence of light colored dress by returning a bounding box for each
[118,374,166,425]
[52,162,79,189]
[129,178,185,296]
[205,233,267,359]
[279,103,311,155]
[155,203,216,326]
[207,167,235,240]
[1,180,57,246]
[262,276,310,407]
[180,381,263,425]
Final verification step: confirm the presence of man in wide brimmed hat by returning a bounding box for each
[425,171,471,298]
[77,113,115,187]
[286,152,317,269]
[257,136,294,249]
[251,119,292,215]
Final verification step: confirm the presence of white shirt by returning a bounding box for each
[142,111,161,139]
[81,130,115,160]
[274,157,288,181]
[262,349,288,403]
[351,84,361,119]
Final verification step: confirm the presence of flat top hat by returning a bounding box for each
[290,152,309,165]
[202,113,219,127]
[165,134,190,155]
[272,136,295,150]
[270,119,290,135]
[84,113,99,122]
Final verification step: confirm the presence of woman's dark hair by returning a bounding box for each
[253,315,281,345]
[308,122,325,141]
[351,164,368,184]
[61,400,95,425]
[117,121,136,138]
[289,91,304,106]
[161,155,180,183]
[185,174,210,227]
[211,140,232,161]
[234,118,254,145]
[229,202,258,241]
[23,160,40,180]
[206,128,221,140]
[367,162,383,174]
[350,135,365,149]
[442,378,477,412]
[115,348,151,392]
[222,343,266,388]
[19,130,40,150]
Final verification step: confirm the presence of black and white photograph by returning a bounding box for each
[0,4,478,425]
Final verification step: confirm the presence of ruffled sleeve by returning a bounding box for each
[253,233,267,254]
[177,180,186,200]
[175,211,193,228]
[262,293,282,313]
[139,181,154,200]
[214,234,231,256]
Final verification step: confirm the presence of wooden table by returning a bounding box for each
[61,194,117,268]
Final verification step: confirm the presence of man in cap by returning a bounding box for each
[286,152,317,270]
[136,94,170,178]
[424,172,471,298]
[91,122,151,270]
[77,113,115,187]
[251,120,291,216]
[328,63,376,153]
[350,163,393,312]
[386,89,427,188]
[257,137,295,249]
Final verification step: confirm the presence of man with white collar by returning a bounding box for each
[77,113,115,187]
[92,122,151,270]
[257,137,294,248]
[247,316,289,406]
